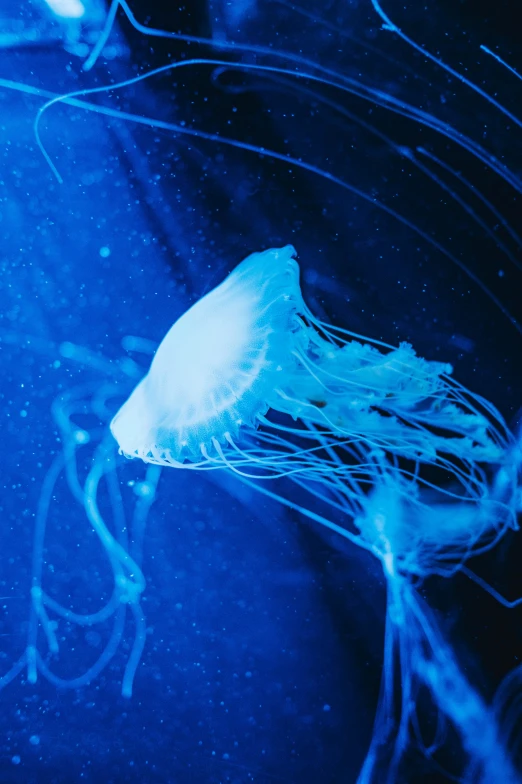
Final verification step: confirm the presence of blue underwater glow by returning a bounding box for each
[1,1,522,782]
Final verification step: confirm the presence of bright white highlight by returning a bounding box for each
[44,0,86,19]
[154,282,252,416]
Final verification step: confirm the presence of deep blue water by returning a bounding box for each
[1,1,521,782]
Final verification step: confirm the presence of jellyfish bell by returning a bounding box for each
[110,244,307,462]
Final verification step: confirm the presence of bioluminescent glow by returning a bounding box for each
[112,242,518,578]
[44,0,86,20]
[1,0,522,781]
[109,243,521,781]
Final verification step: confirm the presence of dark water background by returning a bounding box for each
[0,1,521,781]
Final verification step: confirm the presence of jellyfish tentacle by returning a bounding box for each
[416,145,522,258]
[0,655,27,691]
[84,440,146,602]
[79,0,522,197]
[481,46,522,81]
[371,0,522,131]
[25,440,134,691]
[461,566,522,609]
[28,453,64,674]
[20,361,153,696]
[356,481,519,782]
[30,48,522,328]
[32,605,127,691]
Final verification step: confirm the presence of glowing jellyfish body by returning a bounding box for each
[111,245,520,782]
[111,244,515,574]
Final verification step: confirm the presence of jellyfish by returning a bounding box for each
[0,336,161,699]
[1,0,522,781]
[111,242,516,560]
[110,243,521,781]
